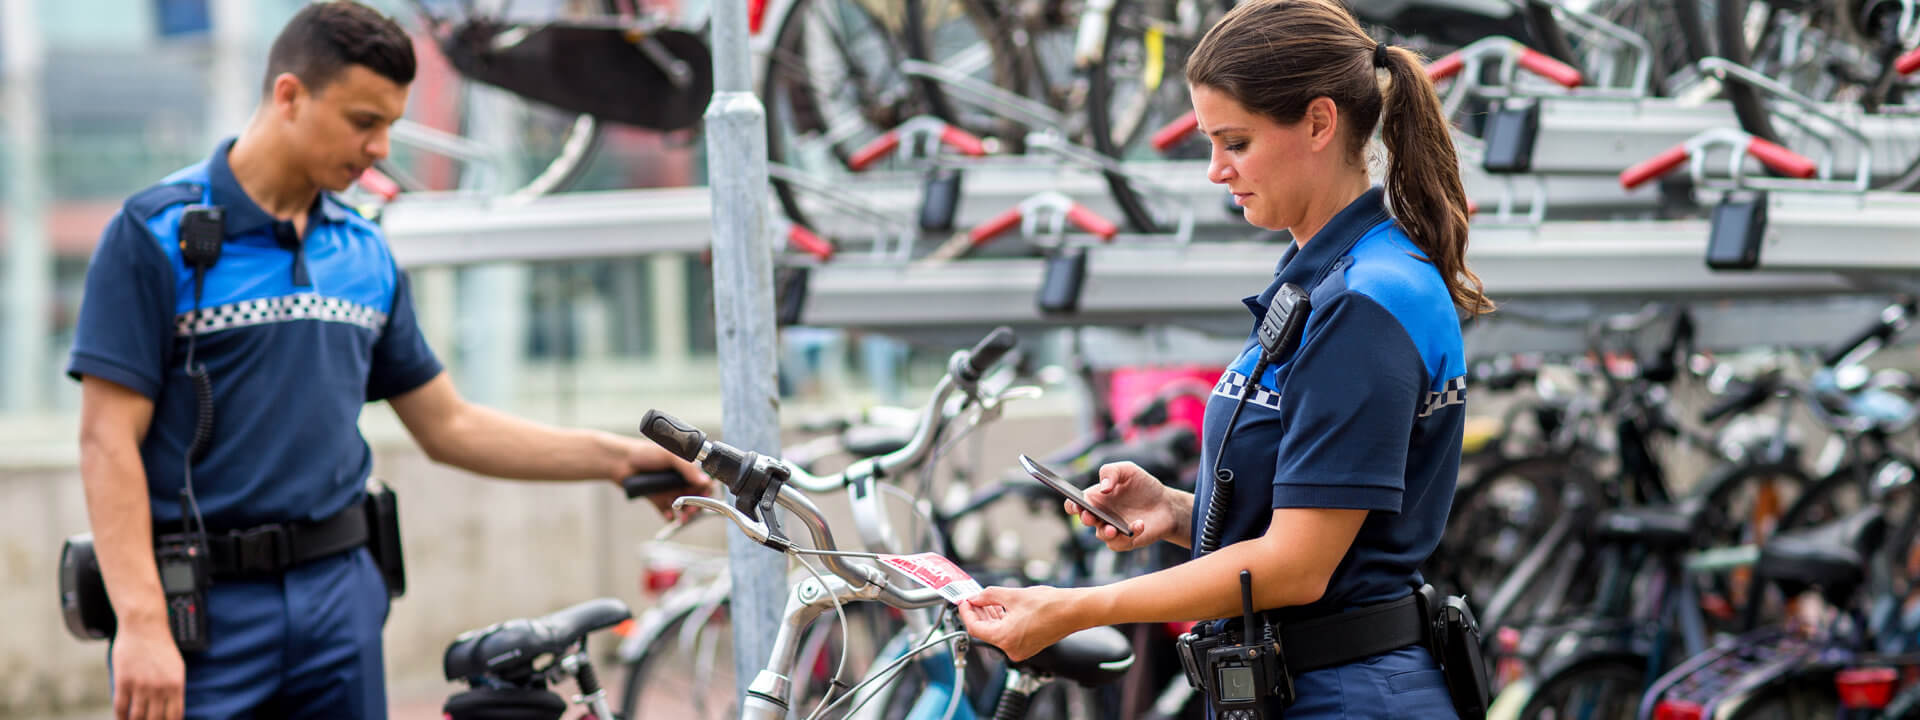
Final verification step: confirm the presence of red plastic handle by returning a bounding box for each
[939,125,988,157]
[1426,52,1466,83]
[1619,145,1690,189]
[1151,112,1201,153]
[787,224,834,261]
[1899,47,1920,76]
[1516,47,1583,88]
[847,130,901,172]
[1464,199,1480,217]
[969,207,1025,246]
[357,168,400,201]
[1746,138,1817,179]
[1066,204,1119,241]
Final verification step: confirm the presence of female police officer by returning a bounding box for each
[958,0,1493,716]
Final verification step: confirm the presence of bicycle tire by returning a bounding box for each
[763,0,926,231]
[1509,653,1646,720]
[1520,0,1582,67]
[902,0,1025,144]
[1715,667,1841,720]
[1519,0,1711,97]
[619,596,893,720]
[391,0,615,200]
[1714,0,1920,190]
[1084,0,1228,233]
[618,600,740,720]
[1689,458,1811,632]
[1432,454,1603,605]
[510,114,605,202]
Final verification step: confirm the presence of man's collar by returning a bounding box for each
[207,137,352,237]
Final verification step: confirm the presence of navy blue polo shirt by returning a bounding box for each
[1192,187,1466,618]
[67,138,442,531]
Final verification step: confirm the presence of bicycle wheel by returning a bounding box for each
[1691,459,1811,631]
[1716,668,1841,720]
[620,597,897,720]
[1520,0,1711,96]
[763,0,930,231]
[1512,654,1646,720]
[1433,454,1603,605]
[903,0,1023,139]
[1715,0,1920,190]
[1084,0,1228,233]
[619,600,739,720]
[389,0,615,200]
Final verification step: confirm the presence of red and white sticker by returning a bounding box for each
[878,552,983,603]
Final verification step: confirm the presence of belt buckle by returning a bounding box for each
[233,526,292,574]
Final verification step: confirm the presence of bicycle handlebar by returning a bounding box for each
[1821,300,1913,369]
[621,472,694,499]
[643,328,1024,609]
[959,326,1016,384]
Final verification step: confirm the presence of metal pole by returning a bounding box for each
[3,0,51,413]
[208,0,256,140]
[705,0,786,700]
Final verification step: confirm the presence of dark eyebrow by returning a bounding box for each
[1208,126,1250,137]
[348,107,399,124]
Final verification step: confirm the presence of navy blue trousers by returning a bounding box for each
[111,548,390,719]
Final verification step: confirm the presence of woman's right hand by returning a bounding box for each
[1066,461,1179,551]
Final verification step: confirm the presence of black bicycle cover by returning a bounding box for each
[438,19,714,131]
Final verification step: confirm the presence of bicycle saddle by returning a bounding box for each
[842,423,914,459]
[1756,506,1886,594]
[994,626,1135,686]
[1593,497,1710,550]
[443,598,632,682]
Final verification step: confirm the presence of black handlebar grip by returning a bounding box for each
[1822,308,1904,368]
[622,471,694,500]
[1701,378,1773,424]
[640,410,707,462]
[960,326,1018,382]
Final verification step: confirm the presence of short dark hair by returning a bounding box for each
[262,1,416,96]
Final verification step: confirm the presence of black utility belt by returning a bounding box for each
[1182,593,1426,678]
[173,505,368,579]
[1175,586,1491,720]
[59,481,408,649]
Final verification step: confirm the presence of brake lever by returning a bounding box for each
[672,496,786,550]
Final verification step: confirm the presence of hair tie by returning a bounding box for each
[1373,42,1392,68]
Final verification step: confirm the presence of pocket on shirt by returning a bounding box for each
[1388,668,1447,694]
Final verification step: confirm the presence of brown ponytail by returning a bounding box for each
[1377,45,1493,316]
[1187,0,1494,316]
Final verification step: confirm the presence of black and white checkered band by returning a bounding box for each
[1420,375,1468,419]
[1212,370,1283,412]
[174,293,388,337]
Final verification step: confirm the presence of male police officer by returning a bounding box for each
[66,3,709,719]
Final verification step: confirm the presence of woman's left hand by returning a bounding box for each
[956,585,1089,662]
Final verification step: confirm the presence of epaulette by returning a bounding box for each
[124,182,205,221]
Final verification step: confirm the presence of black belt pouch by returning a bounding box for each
[363,479,407,599]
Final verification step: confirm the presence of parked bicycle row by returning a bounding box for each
[342,0,1920,305]
[1438,298,1920,719]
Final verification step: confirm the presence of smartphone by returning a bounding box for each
[1019,454,1134,537]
